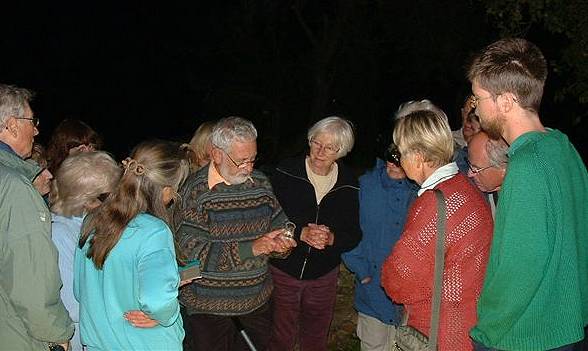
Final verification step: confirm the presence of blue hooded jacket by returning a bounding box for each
[342,158,417,325]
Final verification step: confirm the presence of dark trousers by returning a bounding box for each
[182,302,271,351]
[267,265,339,351]
[473,340,580,351]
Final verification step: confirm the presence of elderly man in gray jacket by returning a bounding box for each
[0,84,74,350]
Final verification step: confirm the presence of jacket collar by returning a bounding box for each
[0,145,43,182]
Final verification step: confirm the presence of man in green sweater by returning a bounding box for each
[467,38,588,350]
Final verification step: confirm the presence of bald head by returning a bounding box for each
[467,131,507,193]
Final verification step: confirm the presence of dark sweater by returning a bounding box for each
[269,156,361,280]
[175,164,288,316]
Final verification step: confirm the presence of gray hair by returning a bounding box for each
[211,116,258,151]
[307,116,355,158]
[486,138,509,168]
[395,99,449,123]
[0,84,34,128]
[50,151,122,217]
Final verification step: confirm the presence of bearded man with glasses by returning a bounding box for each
[175,116,296,351]
[468,38,588,351]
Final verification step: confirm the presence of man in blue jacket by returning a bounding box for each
[342,144,417,351]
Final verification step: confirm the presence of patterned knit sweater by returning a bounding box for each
[381,173,493,351]
[176,165,288,316]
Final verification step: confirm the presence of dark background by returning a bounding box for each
[2,1,586,170]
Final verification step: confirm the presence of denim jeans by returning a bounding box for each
[472,340,579,351]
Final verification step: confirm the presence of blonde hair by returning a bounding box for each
[79,140,190,269]
[50,151,121,217]
[186,121,215,172]
[393,109,454,167]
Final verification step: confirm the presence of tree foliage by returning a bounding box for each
[481,0,588,124]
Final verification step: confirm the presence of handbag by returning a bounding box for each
[394,189,446,351]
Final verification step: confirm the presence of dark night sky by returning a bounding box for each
[2,2,586,167]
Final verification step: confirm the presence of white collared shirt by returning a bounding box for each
[417,162,459,197]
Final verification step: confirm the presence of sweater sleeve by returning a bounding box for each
[4,181,74,343]
[341,183,369,280]
[381,194,435,305]
[137,225,181,327]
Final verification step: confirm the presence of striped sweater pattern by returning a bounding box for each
[176,166,287,316]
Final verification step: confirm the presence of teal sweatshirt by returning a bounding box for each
[74,213,184,350]
[471,130,588,350]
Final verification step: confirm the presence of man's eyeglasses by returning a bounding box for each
[469,94,493,109]
[467,161,493,175]
[309,139,340,155]
[16,116,40,127]
[385,144,401,167]
[222,149,256,169]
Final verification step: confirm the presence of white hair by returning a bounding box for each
[0,84,33,128]
[486,138,509,168]
[50,151,122,217]
[211,116,258,151]
[395,99,449,123]
[307,116,355,158]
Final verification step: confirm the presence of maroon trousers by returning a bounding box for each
[267,265,339,351]
[182,302,271,351]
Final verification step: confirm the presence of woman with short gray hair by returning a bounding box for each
[268,116,361,351]
[381,106,493,350]
[50,151,121,351]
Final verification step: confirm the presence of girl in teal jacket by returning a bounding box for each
[74,140,190,351]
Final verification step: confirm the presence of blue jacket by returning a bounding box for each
[342,159,417,325]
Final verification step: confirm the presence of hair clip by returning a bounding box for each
[122,157,146,176]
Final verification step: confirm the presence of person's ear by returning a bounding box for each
[211,147,223,164]
[4,117,19,137]
[497,93,517,113]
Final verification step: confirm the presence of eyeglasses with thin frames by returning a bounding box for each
[469,95,493,110]
[309,139,340,155]
[221,149,256,169]
[467,160,494,175]
[15,116,39,127]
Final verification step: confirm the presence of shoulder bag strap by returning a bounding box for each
[429,189,446,350]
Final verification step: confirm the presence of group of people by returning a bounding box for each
[1,37,587,351]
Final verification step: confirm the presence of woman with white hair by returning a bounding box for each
[381,105,493,350]
[50,151,122,351]
[268,116,361,351]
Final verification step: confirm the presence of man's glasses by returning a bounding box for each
[309,139,340,155]
[469,94,493,109]
[467,160,493,175]
[16,116,39,127]
[385,144,401,167]
[222,149,256,169]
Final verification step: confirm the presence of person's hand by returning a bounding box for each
[300,224,333,250]
[180,277,197,287]
[252,229,296,256]
[274,233,297,253]
[360,276,372,284]
[124,310,158,328]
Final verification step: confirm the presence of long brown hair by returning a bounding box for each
[46,119,103,174]
[79,140,190,269]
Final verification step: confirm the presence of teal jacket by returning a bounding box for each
[471,130,588,350]
[0,145,75,350]
[74,213,184,351]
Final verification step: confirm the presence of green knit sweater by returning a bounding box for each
[471,130,588,350]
